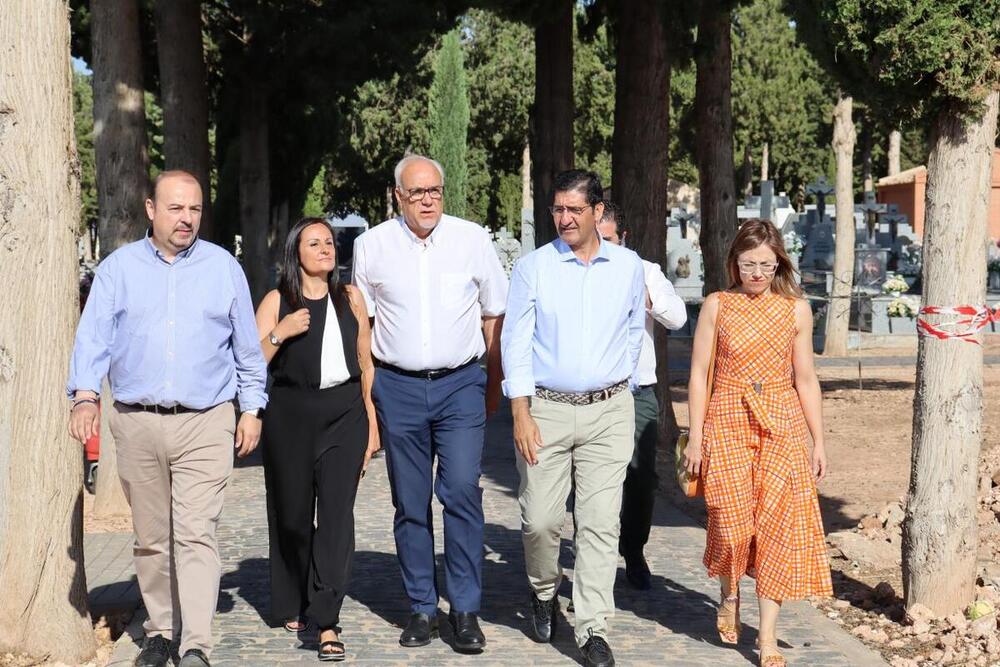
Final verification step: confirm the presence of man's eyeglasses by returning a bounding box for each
[401,186,444,202]
[737,261,778,275]
[548,205,591,218]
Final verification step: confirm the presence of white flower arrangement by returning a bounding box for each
[492,233,522,277]
[881,273,910,297]
[783,231,804,256]
[887,296,919,319]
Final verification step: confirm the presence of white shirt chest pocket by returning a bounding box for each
[439,271,473,309]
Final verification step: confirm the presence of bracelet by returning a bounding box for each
[71,398,98,411]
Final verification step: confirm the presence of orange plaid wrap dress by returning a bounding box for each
[702,291,832,600]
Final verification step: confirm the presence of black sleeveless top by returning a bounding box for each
[270,288,361,389]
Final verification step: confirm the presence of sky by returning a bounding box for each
[73,57,91,75]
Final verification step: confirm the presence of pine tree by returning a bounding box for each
[430,30,471,219]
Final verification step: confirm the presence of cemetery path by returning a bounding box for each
[110,402,885,666]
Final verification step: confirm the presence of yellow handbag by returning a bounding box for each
[675,302,721,498]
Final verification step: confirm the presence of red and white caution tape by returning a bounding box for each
[917,304,1000,344]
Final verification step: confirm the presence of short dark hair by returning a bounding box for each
[599,199,625,236]
[552,170,603,206]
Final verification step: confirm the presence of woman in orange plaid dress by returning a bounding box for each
[684,219,832,666]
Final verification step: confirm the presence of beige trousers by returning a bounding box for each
[517,389,635,646]
[110,402,235,656]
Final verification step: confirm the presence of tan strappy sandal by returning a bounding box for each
[757,637,786,666]
[717,589,741,644]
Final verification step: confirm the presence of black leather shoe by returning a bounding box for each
[449,611,486,652]
[529,592,558,643]
[399,612,439,647]
[133,635,170,667]
[580,633,615,667]
[178,649,211,667]
[624,553,652,590]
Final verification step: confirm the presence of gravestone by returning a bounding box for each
[800,218,835,272]
[858,191,887,247]
[520,208,535,254]
[493,228,522,277]
[854,247,888,293]
[669,207,697,240]
[666,222,704,299]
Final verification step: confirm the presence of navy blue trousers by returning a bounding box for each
[373,363,486,615]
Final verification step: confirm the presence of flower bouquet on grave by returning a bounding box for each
[783,230,804,257]
[886,296,919,319]
[881,273,910,297]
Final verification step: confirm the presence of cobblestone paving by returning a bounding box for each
[112,404,884,666]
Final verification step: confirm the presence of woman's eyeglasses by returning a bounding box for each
[737,261,778,275]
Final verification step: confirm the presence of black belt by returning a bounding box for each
[374,358,477,381]
[114,401,202,415]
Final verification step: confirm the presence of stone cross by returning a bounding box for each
[669,207,696,241]
[805,176,835,222]
[881,212,907,245]
[858,191,887,246]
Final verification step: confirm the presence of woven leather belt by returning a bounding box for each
[535,380,629,406]
[114,401,201,415]
[374,358,477,381]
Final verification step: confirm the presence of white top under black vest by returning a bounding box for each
[269,289,361,390]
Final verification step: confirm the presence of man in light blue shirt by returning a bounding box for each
[501,170,644,667]
[67,171,266,667]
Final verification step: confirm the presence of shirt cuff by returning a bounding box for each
[238,393,268,413]
[502,377,535,399]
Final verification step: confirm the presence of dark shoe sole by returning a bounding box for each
[399,629,438,648]
[530,625,553,643]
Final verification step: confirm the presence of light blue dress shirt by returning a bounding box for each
[501,237,646,398]
[67,237,268,412]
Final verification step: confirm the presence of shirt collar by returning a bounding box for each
[144,230,199,263]
[398,215,446,247]
[553,236,611,264]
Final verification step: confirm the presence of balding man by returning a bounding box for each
[67,171,267,667]
[352,155,508,652]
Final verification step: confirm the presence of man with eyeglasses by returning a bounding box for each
[352,154,508,653]
[595,201,686,591]
[501,170,645,667]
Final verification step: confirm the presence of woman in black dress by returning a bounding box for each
[255,218,379,661]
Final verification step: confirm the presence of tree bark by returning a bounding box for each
[610,0,679,448]
[521,140,533,215]
[154,0,213,238]
[888,129,902,176]
[860,116,874,192]
[740,145,753,197]
[823,95,855,356]
[760,141,769,182]
[903,90,999,616]
[91,0,149,256]
[91,0,147,518]
[694,0,738,295]
[0,2,97,661]
[530,0,574,248]
[239,82,270,305]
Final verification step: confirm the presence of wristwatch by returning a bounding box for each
[244,408,261,418]
[268,332,282,346]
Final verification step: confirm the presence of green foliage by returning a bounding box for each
[732,0,835,197]
[72,71,97,233]
[430,30,471,218]
[786,0,1000,122]
[574,22,614,185]
[302,167,327,218]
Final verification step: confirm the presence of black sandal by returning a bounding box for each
[318,639,345,662]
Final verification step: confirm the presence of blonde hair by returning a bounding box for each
[726,218,802,299]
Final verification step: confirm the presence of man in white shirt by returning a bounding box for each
[596,201,687,591]
[352,155,508,653]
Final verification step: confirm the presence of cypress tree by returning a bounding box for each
[429,29,470,219]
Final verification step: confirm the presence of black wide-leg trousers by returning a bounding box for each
[262,382,367,630]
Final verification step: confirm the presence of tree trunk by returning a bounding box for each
[93,381,129,517]
[530,0,574,248]
[902,90,999,616]
[888,129,902,176]
[521,140,533,215]
[610,0,679,448]
[91,0,148,518]
[239,82,270,305]
[91,0,149,256]
[740,145,753,197]
[694,0,738,295]
[154,0,213,238]
[760,141,769,183]
[861,118,874,192]
[0,2,96,661]
[823,95,855,356]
